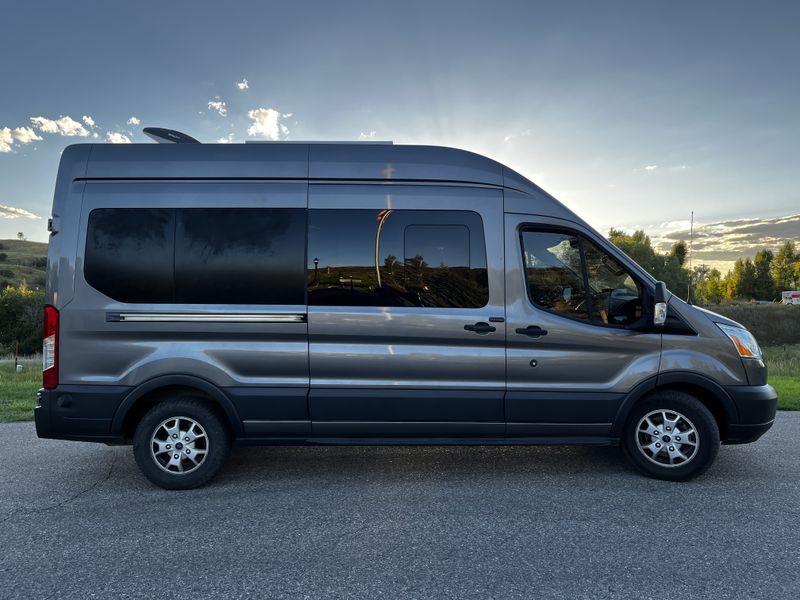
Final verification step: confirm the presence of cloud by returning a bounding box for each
[82,115,95,127]
[359,131,376,140]
[648,213,800,272]
[236,78,249,90]
[11,127,42,144]
[246,108,290,140]
[644,165,658,171]
[208,97,228,117]
[0,204,40,219]
[127,116,140,125]
[106,132,132,144]
[0,128,12,153]
[1,126,43,152]
[504,128,532,142]
[30,115,90,137]
[217,133,235,143]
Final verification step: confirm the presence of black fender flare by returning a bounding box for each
[111,374,244,436]
[611,371,739,437]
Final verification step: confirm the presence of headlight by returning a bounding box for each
[716,323,762,359]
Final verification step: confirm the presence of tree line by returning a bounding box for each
[608,230,800,304]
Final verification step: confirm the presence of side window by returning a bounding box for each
[85,208,175,303]
[84,207,306,304]
[520,228,644,327]
[175,208,305,304]
[520,230,589,320]
[307,209,489,308]
[583,238,643,326]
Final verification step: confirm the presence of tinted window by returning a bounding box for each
[583,238,643,326]
[175,209,305,304]
[84,208,305,304]
[85,208,175,303]
[520,230,589,320]
[307,209,488,308]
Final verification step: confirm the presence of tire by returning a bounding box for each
[133,398,231,490]
[622,390,720,482]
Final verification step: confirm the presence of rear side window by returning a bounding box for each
[307,209,488,308]
[85,208,305,304]
[85,208,175,303]
[175,209,305,304]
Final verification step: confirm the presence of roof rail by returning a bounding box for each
[143,127,201,144]
[244,140,393,145]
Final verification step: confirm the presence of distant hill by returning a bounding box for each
[0,239,47,290]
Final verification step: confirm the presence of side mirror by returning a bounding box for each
[653,281,668,326]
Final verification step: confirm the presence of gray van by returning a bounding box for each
[35,136,777,489]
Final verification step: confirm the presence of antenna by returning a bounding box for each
[143,127,201,144]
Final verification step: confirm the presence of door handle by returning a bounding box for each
[515,325,548,338]
[464,322,496,334]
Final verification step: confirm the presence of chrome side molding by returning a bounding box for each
[106,312,306,323]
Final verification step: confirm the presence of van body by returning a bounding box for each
[35,142,777,488]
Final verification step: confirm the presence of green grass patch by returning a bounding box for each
[0,238,47,289]
[0,358,40,422]
[770,376,800,411]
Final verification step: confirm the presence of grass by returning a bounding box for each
[0,238,47,289]
[1,345,798,423]
[0,358,40,422]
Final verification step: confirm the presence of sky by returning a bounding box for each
[1,0,798,273]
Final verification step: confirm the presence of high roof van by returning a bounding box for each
[35,138,777,489]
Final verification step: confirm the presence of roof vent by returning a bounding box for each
[143,127,201,144]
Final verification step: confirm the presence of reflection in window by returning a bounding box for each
[521,229,644,327]
[583,238,643,326]
[307,209,488,308]
[521,230,589,320]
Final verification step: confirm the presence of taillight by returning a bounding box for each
[43,305,59,389]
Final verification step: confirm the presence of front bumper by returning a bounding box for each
[724,384,778,444]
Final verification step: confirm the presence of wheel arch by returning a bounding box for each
[112,374,243,440]
[612,372,739,441]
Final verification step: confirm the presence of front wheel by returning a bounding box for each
[622,390,720,481]
[133,398,231,490]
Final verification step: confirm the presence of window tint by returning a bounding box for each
[520,229,644,327]
[85,208,305,304]
[175,209,305,304]
[583,238,643,326]
[520,230,589,320]
[85,208,175,303]
[307,209,488,308]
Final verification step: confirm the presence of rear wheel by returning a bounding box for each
[622,390,720,481]
[133,398,231,490]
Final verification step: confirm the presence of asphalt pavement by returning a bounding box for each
[1,414,798,599]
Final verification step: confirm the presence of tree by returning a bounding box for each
[753,249,775,300]
[773,242,798,290]
[704,269,726,304]
[670,240,688,267]
[0,283,44,354]
[17,232,25,241]
[729,258,758,300]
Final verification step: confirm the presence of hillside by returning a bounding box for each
[0,239,48,289]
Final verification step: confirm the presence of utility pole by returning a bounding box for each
[687,211,694,304]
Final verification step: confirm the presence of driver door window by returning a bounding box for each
[520,229,644,327]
